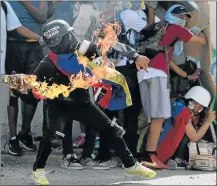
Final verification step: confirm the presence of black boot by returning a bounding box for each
[8,136,23,156]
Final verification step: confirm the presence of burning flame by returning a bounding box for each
[5,22,123,100]
[94,22,121,66]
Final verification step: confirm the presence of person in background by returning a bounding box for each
[1,1,41,74]
[137,4,207,169]
[185,26,206,75]
[1,1,42,166]
[5,1,48,156]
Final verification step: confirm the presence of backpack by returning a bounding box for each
[188,140,216,171]
[170,58,198,97]
[135,20,177,59]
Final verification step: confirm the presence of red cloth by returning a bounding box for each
[156,107,192,162]
[149,24,193,75]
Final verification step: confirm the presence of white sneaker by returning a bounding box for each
[102,159,119,168]
[61,154,83,170]
[32,169,49,185]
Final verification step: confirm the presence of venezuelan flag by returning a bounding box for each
[49,52,132,110]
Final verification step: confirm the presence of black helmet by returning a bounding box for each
[42,19,74,48]
[171,5,191,18]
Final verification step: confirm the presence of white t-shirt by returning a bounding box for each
[1,1,21,74]
[137,68,167,84]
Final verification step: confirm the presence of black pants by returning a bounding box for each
[43,100,98,158]
[98,86,141,161]
[33,100,135,170]
[172,134,190,161]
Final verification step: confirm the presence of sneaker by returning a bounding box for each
[61,154,83,170]
[73,135,85,148]
[18,132,37,151]
[32,169,49,185]
[142,155,169,169]
[80,154,110,170]
[125,162,157,179]
[8,136,23,156]
[167,159,191,170]
[102,159,119,168]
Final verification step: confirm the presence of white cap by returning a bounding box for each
[184,86,211,107]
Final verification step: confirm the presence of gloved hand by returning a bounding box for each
[189,26,201,36]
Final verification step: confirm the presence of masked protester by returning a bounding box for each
[4,19,156,185]
[139,86,216,168]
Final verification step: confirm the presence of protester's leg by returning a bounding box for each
[97,109,118,162]
[173,134,190,163]
[7,92,19,138]
[61,117,83,170]
[5,42,23,156]
[81,126,97,159]
[33,103,67,170]
[80,127,111,170]
[18,43,43,150]
[33,102,70,185]
[7,92,22,156]
[123,86,141,156]
[139,77,171,169]
[72,101,157,178]
[42,101,49,137]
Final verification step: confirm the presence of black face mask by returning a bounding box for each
[50,32,79,54]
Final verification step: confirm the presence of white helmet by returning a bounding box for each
[136,9,147,20]
[184,86,211,107]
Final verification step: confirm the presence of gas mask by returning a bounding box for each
[188,101,203,115]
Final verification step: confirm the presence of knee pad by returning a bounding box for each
[50,131,65,149]
[9,96,18,107]
[109,117,125,138]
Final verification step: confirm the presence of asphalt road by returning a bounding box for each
[1,151,216,185]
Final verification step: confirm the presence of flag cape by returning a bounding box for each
[49,52,132,110]
[156,99,192,162]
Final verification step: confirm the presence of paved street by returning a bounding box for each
[1,150,216,185]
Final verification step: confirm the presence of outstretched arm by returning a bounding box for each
[110,42,150,71]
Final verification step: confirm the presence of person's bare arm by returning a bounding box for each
[186,111,216,142]
[16,26,40,41]
[169,60,199,80]
[188,35,207,45]
[147,7,155,24]
[20,1,48,23]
